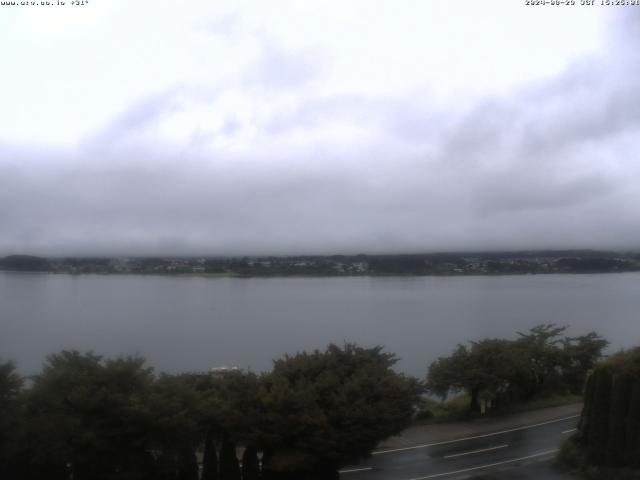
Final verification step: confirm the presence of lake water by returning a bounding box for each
[1,272,639,377]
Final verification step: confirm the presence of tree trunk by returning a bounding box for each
[219,432,240,480]
[241,446,260,480]
[201,429,218,480]
[260,449,275,480]
[177,450,199,480]
[469,386,481,414]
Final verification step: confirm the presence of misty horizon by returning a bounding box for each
[3,246,640,260]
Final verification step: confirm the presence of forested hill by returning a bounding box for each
[0,255,50,272]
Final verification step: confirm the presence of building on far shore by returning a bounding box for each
[209,366,241,379]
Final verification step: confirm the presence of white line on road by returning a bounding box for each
[339,467,373,474]
[406,449,559,479]
[562,428,577,434]
[372,415,580,455]
[443,444,509,459]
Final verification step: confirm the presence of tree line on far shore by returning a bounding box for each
[0,324,609,480]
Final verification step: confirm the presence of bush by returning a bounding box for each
[414,409,434,422]
[557,437,588,471]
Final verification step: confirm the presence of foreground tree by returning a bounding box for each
[147,373,204,480]
[258,344,421,478]
[516,324,568,397]
[427,340,527,412]
[2,344,421,479]
[191,369,263,480]
[25,352,159,480]
[561,332,609,392]
[562,347,640,473]
[427,324,608,413]
[0,361,25,479]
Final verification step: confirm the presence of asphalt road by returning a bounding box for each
[339,415,580,480]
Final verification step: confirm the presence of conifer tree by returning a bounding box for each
[574,347,640,469]
[624,379,640,468]
[586,367,612,463]
[606,374,633,465]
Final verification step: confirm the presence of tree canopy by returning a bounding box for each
[427,324,608,413]
[258,344,421,476]
[0,344,421,480]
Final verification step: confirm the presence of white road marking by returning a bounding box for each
[406,449,559,479]
[561,428,577,434]
[443,444,509,459]
[339,467,373,474]
[372,414,580,455]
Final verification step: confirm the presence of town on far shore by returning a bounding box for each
[1,249,639,277]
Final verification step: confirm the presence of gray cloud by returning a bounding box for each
[245,41,326,90]
[93,89,185,145]
[1,12,639,256]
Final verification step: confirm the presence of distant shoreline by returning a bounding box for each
[2,269,639,280]
[1,250,639,278]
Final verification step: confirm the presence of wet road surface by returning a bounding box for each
[339,415,580,480]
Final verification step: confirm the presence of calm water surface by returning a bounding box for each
[1,272,639,377]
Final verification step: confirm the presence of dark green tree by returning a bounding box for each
[624,380,640,467]
[561,332,609,392]
[259,343,421,478]
[606,373,634,465]
[586,369,612,465]
[26,358,209,480]
[572,347,640,469]
[147,373,206,480]
[427,324,607,413]
[0,361,22,401]
[426,345,468,399]
[0,361,26,480]
[26,351,157,480]
[427,339,527,412]
[190,370,263,479]
[515,324,568,397]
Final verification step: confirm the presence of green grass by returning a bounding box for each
[414,394,471,424]
[414,393,583,425]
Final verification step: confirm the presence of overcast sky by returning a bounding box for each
[1,1,638,256]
